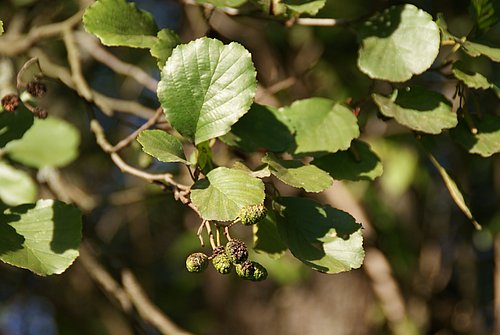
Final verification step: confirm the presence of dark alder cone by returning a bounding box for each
[211,246,233,274]
[34,107,48,119]
[26,81,47,98]
[235,261,268,281]
[239,203,267,226]
[1,94,20,112]
[225,239,248,264]
[185,252,208,273]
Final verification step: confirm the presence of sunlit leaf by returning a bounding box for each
[137,129,188,164]
[278,98,359,156]
[5,117,80,168]
[285,0,326,16]
[452,61,492,89]
[357,4,440,82]
[83,0,158,48]
[451,115,500,157]
[0,199,82,276]
[196,0,247,8]
[191,167,265,221]
[462,41,500,62]
[158,37,257,144]
[312,140,383,181]
[0,20,3,35]
[150,29,180,69]
[275,197,364,274]
[0,161,37,206]
[372,87,457,134]
[262,153,333,192]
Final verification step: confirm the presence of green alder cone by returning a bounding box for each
[239,203,267,226]
[185,252,209,273]
[225,239,248,264]
[235,261,268,281]
[211,246,233,274]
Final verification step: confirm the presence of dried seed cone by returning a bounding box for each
[239,203,267,226]
[211,247,233,274]
[185,252,208,273]
[26,81,47,98]
[236,261,268,281]
[225,239,248,264]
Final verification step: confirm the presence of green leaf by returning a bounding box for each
[136,129,188,164]
[427,154,481,230]
[150,29,180,69]
[5,117,80,168]
[0,161,37,206]
[262,153,333,193]
[196,0,247,8]
[436,13,457,43]
[0,20,3,35]
[357,4,440,82]
[451,115,500,157]
[275,197,364,274]
[220,104,294,152]
[83,0,158,48]
[462,41,500,62]
[158,37,257,144]
[0,105,34,148]
[278,98,359,156]
[470,0,500,33]
[253,210,287,259]
[285,0,326,16]
[0,199,82,276]
[190,167,265,221]
[452,61,492,89]
[312,140,383,181]
[372,87,457,134]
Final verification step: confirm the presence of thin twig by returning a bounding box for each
[204,220,216,249]
[63,28,93,100]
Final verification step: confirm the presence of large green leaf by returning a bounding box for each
[158,37,257,145]
[253,210,287,259]
[150,29,180,69]
[190,167,265,221]
[357,4,440,82]
[136,129,188,164]
[221,104,294,152]
[0,161,37,206]
[0,106,34,148]
[83,0,158,48]
[278,98,359,156]
[5,117,80,168]
[451,115,500,157]
[452,61,492,89]
[312,140,383,181]
[262,153,333,192]
[275,197,364,274]
[0,199,82,276]
[372,87,457,134]
[462,41,500,62]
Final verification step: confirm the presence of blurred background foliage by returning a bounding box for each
[0,0,499,334]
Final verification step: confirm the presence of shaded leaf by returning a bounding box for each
[253,210,287,259]
[278,98,359,156]
[0,161,37,206]
[372,87,457,134]
[136,129,188,164]
[357,4,440,82]
[312,140,383,181]
[462,41,500,62]
[470,0,500,33]
[436,13,457,43]
[275,197,364,274]
[0,199,82,276]
[5,117,80,168]
[150,29,180,69]
[451,114,500,157]
[0,105,34,148]
[83,0,158,48]
[221,104,294,152]
[262,153,333,192]
[191,167,265,221]
[452,61,492,89]
[427,154,481,230]
[158,37,257,144]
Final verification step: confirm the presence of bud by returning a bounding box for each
[211,246,232,274]
[225,239,248,264]
[239,203,267,226]
[235,261,268,281]
[1,94,20,112]
[26,81,47,98]
[34,107,48,119]
[185,252,208,273]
